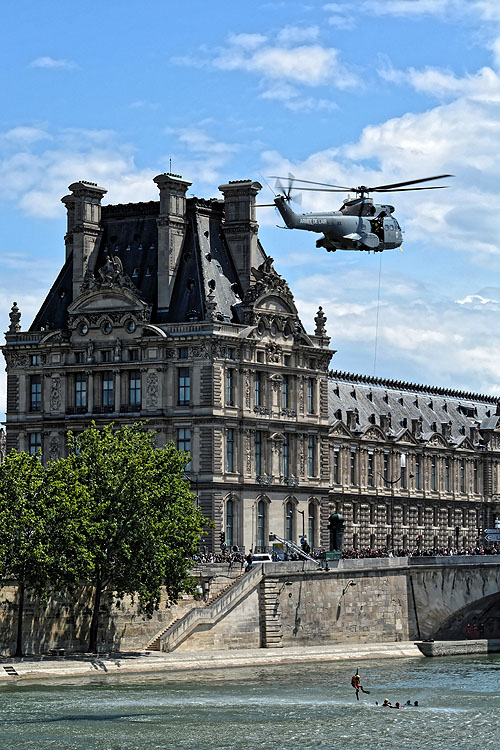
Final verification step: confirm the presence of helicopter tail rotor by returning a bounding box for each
[274,172,302,204]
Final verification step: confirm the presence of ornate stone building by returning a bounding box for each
[2,175,500,552]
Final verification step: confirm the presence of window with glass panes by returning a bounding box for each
[307,435,316,476]
[307,378,315,413]
[75,373,87,408]
[415,454,421,489]
[178,367,190,405]
[308,502,316,548]
[226,499,234,548]
[254,372,262,406]
[431,456,437,491]
[177,428,191,470]
[282,375,289,409]
[473,461,478,492]
[460,459,466,492]
[255,431,263,475]
[333,449,340,484]
[29,433,42,456]
[226,368,234,405]
[383,452,389,483]
[283,434,290,477]
[226,428,235,472]
[285,501,294,540]
[129,370,141,406]
[257,500,266,550]
[350,449,357,485]
[30,375,41,411]
[445,457,451,491]
[368,451,374,486]
[400,453,407,488]
[102,371,114,407]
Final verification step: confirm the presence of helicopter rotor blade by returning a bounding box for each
[375,185,450,192]
[368,174,453,191]
[269,175,353,190]
[285,186,352,193]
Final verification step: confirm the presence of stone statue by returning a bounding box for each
[98,255,124,285]
[114,337,122,361]
[87,339,94,361]
[314,306,327,336]
[8,302,21,333]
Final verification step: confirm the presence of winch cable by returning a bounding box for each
[373,253,383,375]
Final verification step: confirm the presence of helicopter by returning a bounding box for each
[266,173,453,252]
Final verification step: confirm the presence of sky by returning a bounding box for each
[2,0,500,421]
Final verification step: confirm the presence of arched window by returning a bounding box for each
[308,502,316,549]
[226,499,234,549]
[369,533,375,549]
[285,501,294,541]
[257,500,266,551]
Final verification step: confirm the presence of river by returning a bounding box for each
[1,655,499,749]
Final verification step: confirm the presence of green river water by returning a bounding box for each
[1,655,499,750]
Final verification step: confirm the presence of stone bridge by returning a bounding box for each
[157,556,500,652]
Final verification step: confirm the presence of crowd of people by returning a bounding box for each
[192,543,500,565]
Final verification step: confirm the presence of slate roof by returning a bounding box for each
[328,371,500,444]
[30,196,260,331]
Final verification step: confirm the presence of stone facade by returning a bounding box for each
[2,174,500,554]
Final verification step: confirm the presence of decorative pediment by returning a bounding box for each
[425,432,448,447]
[361,425,386,442]
[68,286,147,316]
[329,420,352,438]
[455,436,475,451]
[393,428,419,445]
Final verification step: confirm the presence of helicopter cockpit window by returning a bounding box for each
[340,202,375,217]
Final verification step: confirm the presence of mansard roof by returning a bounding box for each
[328,370,499,446]
[31,196,265,332]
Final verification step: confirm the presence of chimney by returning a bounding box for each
[218,180,262,294]
[61,181,107,299]
[154,173,192,312]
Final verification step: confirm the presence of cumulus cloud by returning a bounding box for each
[29,56,77,70]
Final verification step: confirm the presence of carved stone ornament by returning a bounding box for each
[49,437,61,461]
[314,306,327,336]
[8,302,21,332]
[244,369,251,409]
[245,429,252,474]
[80,255,138,293]
[4,351,29,368]
[265,342,282,364]
[146,371,159,407]
[246,257,294,303]
[190,344,210,359]
[50,376,61,412]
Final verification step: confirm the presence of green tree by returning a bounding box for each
[0,451,84,657]
[67,422,208,653]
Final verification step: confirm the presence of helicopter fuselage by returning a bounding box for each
[274,195,403,252]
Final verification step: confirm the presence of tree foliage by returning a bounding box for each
[66,422,208,652]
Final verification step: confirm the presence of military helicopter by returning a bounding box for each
[266,173,453,252]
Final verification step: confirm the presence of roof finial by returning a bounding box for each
[314,305,327,336]
[8,301,21,332]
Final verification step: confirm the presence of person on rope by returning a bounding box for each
[351,669,370,700]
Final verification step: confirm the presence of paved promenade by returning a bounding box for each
[0,641,422,682]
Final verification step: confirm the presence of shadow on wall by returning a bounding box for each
[433,591,500,641]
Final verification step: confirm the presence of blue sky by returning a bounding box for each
[2,0,500,420]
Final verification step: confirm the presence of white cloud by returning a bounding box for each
[2,126,51,144]
[29,56,77,70]
[380,63,500,102]
[276,25,320,44]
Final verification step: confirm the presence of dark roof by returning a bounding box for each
[30,196,248,331]
[328,371,498,443]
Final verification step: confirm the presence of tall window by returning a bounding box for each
[102,371,114,407]
[226,368,234,406]
[368,451,374,487]
[307,378,315,413]
[226,499,234,549]
[283,434,290,477]
[473,461,478,493]
[400,453,407,489]
[445,458,451,492]
[282,375,289,409]
[255,431,263,475]
[177,428,191,471]
[333,449,340,484]
[383,452,389,483]
[460,459,466,492]
[254,372,262,407]
[257,500,266,550]
[129,370,141,407]
[285,501,294,541]
[350,449,357,485]
[178,367,190,406]
[226,428,235,472]
[308,502,316,548]
[431,456,437,491]
[29,433,41,456]
[30,375,41,411]
[415,454,421,490]
[307,435,316,476]
[75,373,87,409]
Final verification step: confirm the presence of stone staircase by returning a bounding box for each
[145,568,245,651]
[152,565,264,652]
